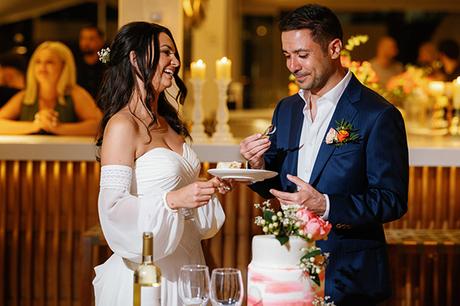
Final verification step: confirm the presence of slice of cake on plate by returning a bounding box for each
[216,161,242,169]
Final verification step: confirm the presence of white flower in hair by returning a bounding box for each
[97,47,111,63]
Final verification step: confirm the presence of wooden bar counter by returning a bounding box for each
[0,134,459,306]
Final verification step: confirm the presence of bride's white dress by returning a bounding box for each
[93,143,225,306]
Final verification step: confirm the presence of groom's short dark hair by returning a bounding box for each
[279,4,343,51]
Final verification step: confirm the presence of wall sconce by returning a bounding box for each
[183,0,206,27]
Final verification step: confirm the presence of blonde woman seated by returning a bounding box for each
[0,41,102,135]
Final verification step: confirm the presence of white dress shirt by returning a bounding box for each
[296,70,352,219]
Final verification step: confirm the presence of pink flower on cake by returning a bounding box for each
[296,207,332,241]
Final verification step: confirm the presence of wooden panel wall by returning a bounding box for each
[0,160,100,306]
[0,162,459,306]
[386,166,460,230]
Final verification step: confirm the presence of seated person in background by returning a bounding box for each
[0,41,102,136]
[417,41,438,68]
[76,25,106,102]
[370,36,404,89]
[438,39,460,82]
[416,41,444,80]
[0,53,26,107]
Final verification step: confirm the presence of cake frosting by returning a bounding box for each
[247,235,324,306]
[216,161,242,169]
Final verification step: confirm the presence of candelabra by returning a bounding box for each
[211,79,235,143]
[189,78,209,143]
[451,109,460,136]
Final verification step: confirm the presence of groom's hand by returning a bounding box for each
[269,174,326,216]
[240,133,271,169]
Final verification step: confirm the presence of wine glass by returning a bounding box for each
[178,264,210,306]
[179,208,195,220]
[210,268,244,306]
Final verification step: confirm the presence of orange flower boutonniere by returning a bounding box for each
[325,120,359,146]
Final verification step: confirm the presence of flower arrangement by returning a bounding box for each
[97,47,111,64]
[340,35,380,92]
[340,34,435,108]
[386,65,430,96]
[325,119,360,146]
[254,200,332,287]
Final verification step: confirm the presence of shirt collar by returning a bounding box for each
[298,70,352,108]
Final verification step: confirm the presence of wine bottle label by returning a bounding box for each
[140,286,161,306]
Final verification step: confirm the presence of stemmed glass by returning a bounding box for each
[210,268,244,306]
[179,208,195,220]
[178,264,210,306]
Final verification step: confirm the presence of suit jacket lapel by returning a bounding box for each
[309,74,361,185]
[287,96,305,178]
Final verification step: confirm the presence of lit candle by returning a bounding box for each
[428,81,445,96]
[190,59,206,80]
[216,57,232,80]
[453,77,460,108]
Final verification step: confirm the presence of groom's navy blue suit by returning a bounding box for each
[251,74,409,305]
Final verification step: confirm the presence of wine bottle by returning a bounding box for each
[133,232,161,306]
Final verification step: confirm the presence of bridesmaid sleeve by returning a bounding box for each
[98,165,185,261]
[194,195,226,240]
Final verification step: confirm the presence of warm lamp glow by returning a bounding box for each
[428,81,445,96]
[453,77,460,108]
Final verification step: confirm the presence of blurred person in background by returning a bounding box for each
[416,41,443,79]
[0,53,26,107]
[438,39,460,81]
[76,25,106,101]
[0,41,101,135]
[370,36,404,88]
[417,41,438,68]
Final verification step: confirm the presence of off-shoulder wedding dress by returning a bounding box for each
[93,143,225,306]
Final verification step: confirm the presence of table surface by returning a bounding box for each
[0,134,459,165]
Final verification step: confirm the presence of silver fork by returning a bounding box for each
[245,125,277,169]
[262,124,277,137]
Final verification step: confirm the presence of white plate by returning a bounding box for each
[207,168,278,182]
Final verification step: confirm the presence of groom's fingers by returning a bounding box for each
[242,133,262,144]
[274,197,298,206]
[241,134,270,156]
[270,188,296,201]
[286,174,308,188]
[248,142,270,160]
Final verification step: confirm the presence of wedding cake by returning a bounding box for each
[247,235,324,306]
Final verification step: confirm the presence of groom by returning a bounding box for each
[240,4,408,306]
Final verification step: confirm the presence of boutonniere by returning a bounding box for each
[325,119,359,146]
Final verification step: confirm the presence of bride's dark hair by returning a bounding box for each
[96,21,189,147]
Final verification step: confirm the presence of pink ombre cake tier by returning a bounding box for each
[247,235,324,306]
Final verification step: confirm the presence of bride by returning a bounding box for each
[94,21,231,306]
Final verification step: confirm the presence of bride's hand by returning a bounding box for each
[211,177,234,194]
[165,179,220,209]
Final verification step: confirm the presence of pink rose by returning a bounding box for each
[325,128,338,144]
[304,218,331,241]
[296,207,332,241]
[296,207,315,222]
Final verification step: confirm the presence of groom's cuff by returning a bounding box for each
[321,194,330,220]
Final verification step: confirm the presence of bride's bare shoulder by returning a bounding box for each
[100,111,139,165]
